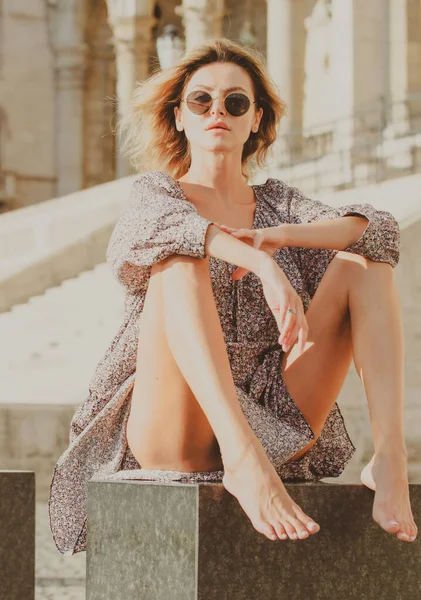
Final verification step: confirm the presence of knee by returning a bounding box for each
[151,254,210,284]
[334,252,392,282]
[160,254,209,268]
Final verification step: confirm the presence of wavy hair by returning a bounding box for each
[117,38,286,180]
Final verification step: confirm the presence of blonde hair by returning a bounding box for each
[117,38,286,180]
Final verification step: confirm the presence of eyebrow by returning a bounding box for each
[191,85,249,93]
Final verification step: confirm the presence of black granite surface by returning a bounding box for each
[0,470,35,600]
[86,480,421,600]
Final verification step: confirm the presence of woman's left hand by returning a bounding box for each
[215,223,287,280]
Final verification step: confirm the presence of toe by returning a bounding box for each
[382,520,401,533]
[293,507,320,535]
[255,520,278,541]
[374,510,400,533]
[397,522,412,542]
[283,521,299,540]
[290,518,310,540]
[271,521,288,541]
[306,520,320,534]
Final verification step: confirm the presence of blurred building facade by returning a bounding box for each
[1,0,421,211]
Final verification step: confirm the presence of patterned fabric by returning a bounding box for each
[48,170,400,555]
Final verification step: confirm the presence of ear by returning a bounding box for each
[174,106,184,132]
[254,106,263,131]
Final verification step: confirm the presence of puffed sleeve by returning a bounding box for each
[286,184,400,298]
[106,172,215,293]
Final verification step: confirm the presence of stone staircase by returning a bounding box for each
[0,263,124,407]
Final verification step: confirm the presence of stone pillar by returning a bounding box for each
[266,0,307,166]
[330,0,388,183]
[107,1,156,178]
[84,1,117,188]
[175,0,225,53]
[0,471,35,600]
[86,478,421,600]
[388,0,421,136]
[302,0,333,136]
[54,1,87,196]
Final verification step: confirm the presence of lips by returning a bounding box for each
[207,122,229,131]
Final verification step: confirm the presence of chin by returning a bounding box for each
[201,141,233,153]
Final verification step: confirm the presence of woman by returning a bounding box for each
[49,38,417,555]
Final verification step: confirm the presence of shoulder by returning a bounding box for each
[125,170,196,217]
[133,170,179,195]
[254,177,306,214]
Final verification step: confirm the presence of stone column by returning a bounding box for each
[54,1,87,196]
[107,1,156,178]
[266,0,307,166]
[175,0,225,53]
[330,0,388,182]
[388,0,421,136]
[84,5,117,188]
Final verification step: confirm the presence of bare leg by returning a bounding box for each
[127,255,320,542]
[127,260,224,472]
[280,251,417,542]
[348,259,418,542]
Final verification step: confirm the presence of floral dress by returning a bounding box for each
[48,170,400,555]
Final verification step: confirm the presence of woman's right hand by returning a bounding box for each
[256,256,308,354]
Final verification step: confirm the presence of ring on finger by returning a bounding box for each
[280,309,297,338]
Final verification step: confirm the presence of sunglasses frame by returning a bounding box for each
[180,90,258,117]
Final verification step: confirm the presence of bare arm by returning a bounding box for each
[281,216,369,250]
[205,223,270,273]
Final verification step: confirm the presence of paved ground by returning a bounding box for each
[36,502,86,600]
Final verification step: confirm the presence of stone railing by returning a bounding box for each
[0,175,136,312]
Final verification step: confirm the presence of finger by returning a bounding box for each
[217,224,237,233]
[277,301,289,336]
[284,309,307,348]
[297,325,307,354]
[231,229,254,239]
[283,320,301,351]
[252,234,262,250]
[232,267,250,280]
[279,309,297,343]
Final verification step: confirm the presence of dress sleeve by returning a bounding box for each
[286,184,401,298]
[106,173,215,293]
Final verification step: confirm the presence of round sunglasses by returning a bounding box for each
[180,90,257,117]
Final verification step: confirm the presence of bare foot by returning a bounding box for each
[360,451,418,542]
[222,441,320,541]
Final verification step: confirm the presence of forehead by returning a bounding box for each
[185,62,254,94]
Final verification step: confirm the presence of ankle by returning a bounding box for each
[222,438,263,474]
[375,445,408,460]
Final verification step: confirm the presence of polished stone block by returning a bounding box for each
[0,470,35,600]
[86,480,421,600]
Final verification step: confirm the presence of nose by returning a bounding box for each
[209,97,226,116]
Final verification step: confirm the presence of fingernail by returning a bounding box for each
[390,521,399,526]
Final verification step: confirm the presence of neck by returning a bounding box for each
[180,150,249,204]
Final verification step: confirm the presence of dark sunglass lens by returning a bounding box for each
[225,93,250,116]
[186,91,212,114]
